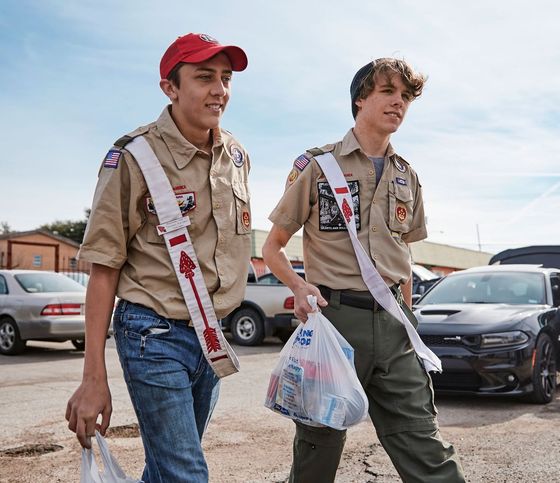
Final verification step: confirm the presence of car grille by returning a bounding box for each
[430,372,481,390]
[420,335,464,346]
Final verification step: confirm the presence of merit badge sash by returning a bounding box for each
[315,153,441,373]
[126,136,239,378]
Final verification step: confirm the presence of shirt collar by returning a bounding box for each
[156,106,224,169]
[340,128,397,159]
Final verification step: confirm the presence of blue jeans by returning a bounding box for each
[113,300,220,483]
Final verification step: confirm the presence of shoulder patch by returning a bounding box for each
[293,153,311,171]
[103,149,121,169]
[306,147,324,157]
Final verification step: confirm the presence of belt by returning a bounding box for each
[318,285,399,311]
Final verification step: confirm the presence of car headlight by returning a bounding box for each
[479,331,529,348]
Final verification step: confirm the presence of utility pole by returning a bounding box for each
[476,224,482,252]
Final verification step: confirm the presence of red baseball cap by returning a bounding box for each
[160,33,248,79]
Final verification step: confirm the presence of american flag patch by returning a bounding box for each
[103,150,121,169]
[293,154,311,171]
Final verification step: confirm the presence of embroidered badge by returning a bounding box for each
[294,154,311,171]
[287,169,299,185]
[394,158,406,173]
[230,145,244,167]
[318,181,361,231]
[242,210,251,228]
[396,177,407,186]
[147,188,196,216]
[396,204,407,223]
[199,34,218,43]
[103,150,121,169]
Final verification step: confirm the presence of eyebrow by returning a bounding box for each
[194,67,233,74]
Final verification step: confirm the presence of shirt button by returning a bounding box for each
[213,203,221,209]
[368,169,374,175]
[371,226,377,232]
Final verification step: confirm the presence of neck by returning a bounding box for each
[169,106,214,152]
[353,125,390,157]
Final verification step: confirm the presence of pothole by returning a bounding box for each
[0,444,63,458]
[105,423,140,438]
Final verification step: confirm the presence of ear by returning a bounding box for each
[160,79,178,101]
[355,97,364,110]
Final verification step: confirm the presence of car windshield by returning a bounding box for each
[412,264,439,281]
[14,273,86,293]
[418,271,546,305]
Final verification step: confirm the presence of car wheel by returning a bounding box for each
[230,308,265,346]
[0,317,26,356]
[276,328,294,344]
[72,339,85,351]
[529,333,557,404]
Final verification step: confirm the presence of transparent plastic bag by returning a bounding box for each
[80,431,142,483]
[265,296,368,430]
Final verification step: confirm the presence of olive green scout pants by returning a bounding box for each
[288,289,465,483]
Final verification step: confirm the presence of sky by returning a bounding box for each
[0,0,559,254]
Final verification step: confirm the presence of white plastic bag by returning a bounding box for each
[265,296,368,430]
[80,431,142,483]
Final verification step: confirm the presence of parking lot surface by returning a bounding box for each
[1,338,560,482]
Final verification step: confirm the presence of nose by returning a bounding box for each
[211,79,227,97]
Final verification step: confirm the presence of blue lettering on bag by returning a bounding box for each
[294,328,314,347]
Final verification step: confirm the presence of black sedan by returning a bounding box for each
[415,265,560,403]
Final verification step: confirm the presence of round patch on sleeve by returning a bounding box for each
[396,204,407,223]
[394,158,406,173]
[230,145,244,167]
[287,168,299,185]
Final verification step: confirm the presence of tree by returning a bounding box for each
[0,222,11,235]
[40,209,90,244]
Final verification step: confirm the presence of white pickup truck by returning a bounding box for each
[222,270,303,346]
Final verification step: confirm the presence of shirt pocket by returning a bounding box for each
[144,197,195,245]
[388,183,414,233]
[232,181,251,234]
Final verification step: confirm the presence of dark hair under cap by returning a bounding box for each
[350,61,376,119]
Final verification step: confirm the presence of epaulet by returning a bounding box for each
[113,125,151,149]
[113,135,134,149]
[306,147,324,157]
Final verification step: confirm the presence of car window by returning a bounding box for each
[0,275,7,294]
[14,273,86,293]
[419,271,546,305]
[551,274,560,307]
[257,274,283,285]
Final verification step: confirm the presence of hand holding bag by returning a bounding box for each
[80,431,142,483]
[265,296,368,430]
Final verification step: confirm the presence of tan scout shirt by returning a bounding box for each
[269,129,427,291]
[79,106,251,320]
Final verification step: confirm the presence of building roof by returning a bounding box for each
[0,229,80,248]
[409,240,492,269]
[251,229,492,270]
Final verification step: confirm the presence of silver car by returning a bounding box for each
[0,270,89,355]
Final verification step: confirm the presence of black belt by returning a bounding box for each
[318,285,399,311]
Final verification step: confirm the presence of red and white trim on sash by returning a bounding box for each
[315,153,441,373]
[126,136,240,378]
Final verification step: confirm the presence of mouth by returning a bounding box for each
[206,103,223,113]
[385,111,401,119]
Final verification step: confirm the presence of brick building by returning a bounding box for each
[0,230,90,272]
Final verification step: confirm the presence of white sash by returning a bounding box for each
[315,153,441,373]
[126,136,240,378]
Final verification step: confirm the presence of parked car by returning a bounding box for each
[222,269,304,346]
[489,245,560,269]
[412,263,441,296]
[0,270,92,355]
[60,271,90,287]
[415,265,560,403]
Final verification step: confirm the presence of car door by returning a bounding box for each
[0,274,8,312]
